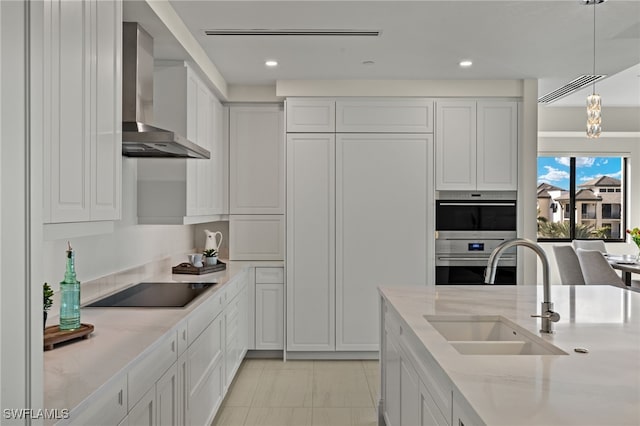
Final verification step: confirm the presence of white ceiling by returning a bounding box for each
[124,0,640,106]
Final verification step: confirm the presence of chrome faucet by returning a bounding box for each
[485,238,560,334]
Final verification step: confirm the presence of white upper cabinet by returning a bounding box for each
[229,105,284,214]
[435,100,518,191]
[476,101,518,191]
[137,62,225,224]
[435,101,476,191]
[336,99,433,133]
[43,0,122,223]
[286,99,336,133]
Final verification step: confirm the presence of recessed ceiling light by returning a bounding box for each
[459,60,473,68]
[265,60,278,67]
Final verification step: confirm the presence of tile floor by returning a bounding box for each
[211,359,380,426]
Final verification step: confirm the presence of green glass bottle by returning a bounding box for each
[59,242,81,330]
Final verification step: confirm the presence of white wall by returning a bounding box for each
[42,158,195,291]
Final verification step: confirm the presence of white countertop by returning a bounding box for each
[43,259,282,418]
[379,285,640,425]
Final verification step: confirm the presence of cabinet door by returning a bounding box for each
[46,0,91,222]
[229,105,285,214]
[127,387,155,426]
[336,134,429,351]
[188,314,224,426]
[156,363,178,426]
[336,99,433,133]
[91,0,121,221]
[229,215,285,260]
[435,101,476,191]
[255,283,284,350]
[400,352,421,426]
[286,99,335,132]
[384,332,401,426]
[420,382,449,426]
[185,69,199,216]
[189,360,224,426]
[177,354,189,426]
[210,96,226,215]
[286,133,335,351]
[195,82,213,215]
[476,101,518,191]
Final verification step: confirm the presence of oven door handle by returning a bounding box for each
[437,202,516,207]
[437,256,516,261]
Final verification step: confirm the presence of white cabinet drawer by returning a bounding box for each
[128,331,177,408]
[255,267,284,284]
[66,375,127,426]
[188,291,224,343]
[189,315,223,393]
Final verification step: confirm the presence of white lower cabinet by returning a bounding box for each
[188,310,224,426]
[225,279,249,390]
[254,267,284,350]
[156,363,179,426]
[382,302,454,426]
[65,375,127,426]
[127,387,155,426]
[421,382,449,426]
[255,283,284,349]
[64,271,249,426]
[383,330,401,426]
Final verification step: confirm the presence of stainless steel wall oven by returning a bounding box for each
[435,198,517,285]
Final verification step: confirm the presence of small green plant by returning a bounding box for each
[43,282,54,312]
[203,248,218,258]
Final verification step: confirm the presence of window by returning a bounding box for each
[537,156,626,241]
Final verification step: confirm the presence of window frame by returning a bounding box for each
[537,156,627,243]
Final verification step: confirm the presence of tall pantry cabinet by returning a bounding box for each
[286,99,431,352]
[43,0,122,223]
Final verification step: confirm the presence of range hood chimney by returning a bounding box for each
[122,22,210,159]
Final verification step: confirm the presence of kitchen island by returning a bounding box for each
[379,285,640,426]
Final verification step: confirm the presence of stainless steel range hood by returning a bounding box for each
[122,23,210,159]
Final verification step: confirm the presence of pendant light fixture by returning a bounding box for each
[585,0,605,138]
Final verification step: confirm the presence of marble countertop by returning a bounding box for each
[44,259,282,419]
[379,285,640,425]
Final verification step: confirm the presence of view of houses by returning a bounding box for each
[537,175,623,239]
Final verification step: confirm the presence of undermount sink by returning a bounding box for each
[424,315,568,355]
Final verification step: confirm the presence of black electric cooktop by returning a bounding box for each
[85,282,216,308]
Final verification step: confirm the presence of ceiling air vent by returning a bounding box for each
[538,75,607,104]
[204,29,381,36]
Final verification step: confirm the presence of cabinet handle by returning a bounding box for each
[118,389,123,406]
[171,340,176,353]
[182,330,187,340]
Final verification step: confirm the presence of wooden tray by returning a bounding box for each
[44,323,94,351]
[172,261,226,275]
